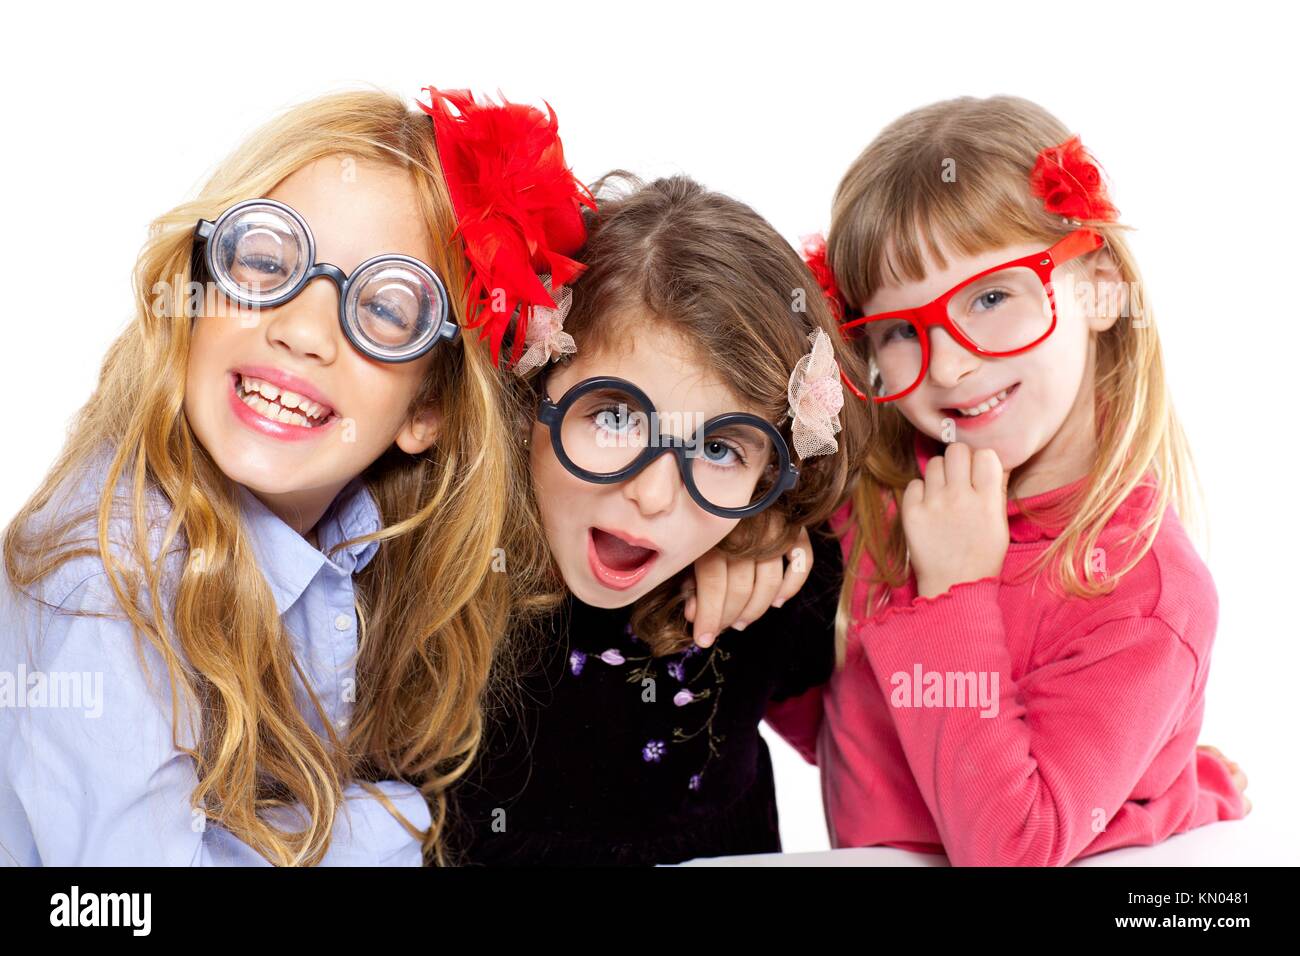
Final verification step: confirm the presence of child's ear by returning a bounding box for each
[1085,246,1125,333]
[395,403,442,455]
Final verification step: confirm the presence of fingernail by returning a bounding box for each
[697,633,714,646]
[732,620,749,631]
[772,599,785,608]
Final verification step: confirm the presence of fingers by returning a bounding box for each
[942,441,971,488]
[924,452,946,493]
[716,557,757,634]
[972,447,1003,494]
[1198,744,1250,803]
[736,554,784,629]
[923,443,1004,496]
[688,528,816,647]
[902,477,925,519]
[774,527,814,608]
[690,551,728,647]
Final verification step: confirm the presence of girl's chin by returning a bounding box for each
[565,559,678,610]
[567,575,643,609]
[215,451,326,497]
[923,431,1034,472]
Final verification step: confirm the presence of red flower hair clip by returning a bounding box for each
[419,87,597,367]
[799,232,870,402]
[800,232,847,321]
[1029,135,1119,223]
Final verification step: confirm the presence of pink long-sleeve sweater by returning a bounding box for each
[765,447,1245,866]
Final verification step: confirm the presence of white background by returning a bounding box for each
[2,0,1297,860]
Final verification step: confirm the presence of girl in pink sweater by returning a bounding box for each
[765,95,1248,865]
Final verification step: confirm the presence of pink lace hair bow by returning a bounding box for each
[787,328,845,458]
[512,274,577,376]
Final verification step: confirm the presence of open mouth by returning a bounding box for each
[942,382,1020,423]
[232,372,338,429]
[587,527,660,590]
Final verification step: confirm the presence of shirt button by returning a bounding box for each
[334,613,352,631]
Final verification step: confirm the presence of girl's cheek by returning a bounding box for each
[894,395,935,434]
[685,515,740,566]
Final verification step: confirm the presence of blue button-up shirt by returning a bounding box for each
[0,465,430,866]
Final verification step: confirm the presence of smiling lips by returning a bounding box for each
[588,527,660,590]
[942,383,1020,429]
[227,368,339,441]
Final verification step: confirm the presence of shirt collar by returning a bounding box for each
[237,477,383,615]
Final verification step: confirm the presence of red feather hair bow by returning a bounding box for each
[800,232,849,321]
[1029,135,1118,223]
[419,87,597,367]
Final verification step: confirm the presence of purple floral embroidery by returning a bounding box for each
[575,612,730,794]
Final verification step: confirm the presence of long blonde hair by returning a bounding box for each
[828,95,1196,645]
[2,89,551,865]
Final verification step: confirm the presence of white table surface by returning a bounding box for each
[679,817,1300,866]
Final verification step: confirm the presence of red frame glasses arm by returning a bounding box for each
[1049,228,1104,266]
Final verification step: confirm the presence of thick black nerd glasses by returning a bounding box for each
[537,376,800,519]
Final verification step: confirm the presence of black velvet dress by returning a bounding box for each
[447,525,842,866]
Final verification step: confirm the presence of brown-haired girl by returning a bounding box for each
[448,173,871,865]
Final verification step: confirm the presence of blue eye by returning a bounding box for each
[593,405,636,435]
[363,298,411,330]
[880,321,918,345]
[700,438,746,469]
[973,289,1010,311]
[236,254,287,277]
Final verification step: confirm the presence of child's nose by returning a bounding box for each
[622,451,681,517]
[926,327,979,389]
[263,278,341,364]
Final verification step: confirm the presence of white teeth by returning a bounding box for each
[956,388,1011,417]
[236,374,332,425]
[238,385,320,428]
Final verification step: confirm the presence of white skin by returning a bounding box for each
[857,238,1122,599]
[184,155,441,546]
[531,320,808,644]
[864,235,1250,812]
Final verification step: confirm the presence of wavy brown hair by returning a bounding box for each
[511,173,872,656]
[2,89,552,866]
[828,95,1197,657]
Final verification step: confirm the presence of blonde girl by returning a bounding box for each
[767,95,1248,866]
[0,86,579,866]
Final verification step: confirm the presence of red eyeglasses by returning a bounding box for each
[838,228,1103,402]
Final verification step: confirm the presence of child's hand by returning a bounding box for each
[682,527,814,648]
[902,442,1009,599]
[1199,744,1251,814]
